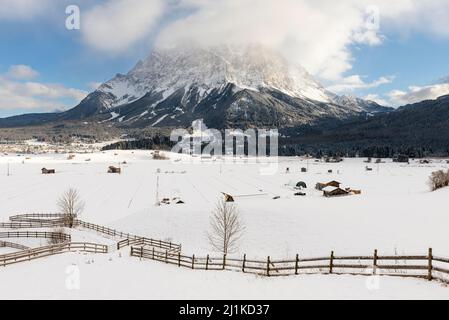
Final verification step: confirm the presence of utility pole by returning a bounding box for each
[155,174,160,206]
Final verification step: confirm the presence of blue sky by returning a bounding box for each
[0,0,449,117]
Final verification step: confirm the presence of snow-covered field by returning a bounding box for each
[1,252,448,300]
[1,150,449,299]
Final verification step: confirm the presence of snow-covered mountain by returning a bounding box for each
[0,44,391,129]
[99,44,332,108]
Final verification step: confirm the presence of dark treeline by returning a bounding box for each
[102,136,447,159]
[101,136,174,151]
[279,143,444,158]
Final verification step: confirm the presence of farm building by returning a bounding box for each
[41,168,55,174]
[394,155,409,163]
[222,193,235,202]
[322,186,349,197]
[108,166,121,174]
[316,181,341,191]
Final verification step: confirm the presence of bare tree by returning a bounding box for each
[57,188,85,228]
[208,199,244,255]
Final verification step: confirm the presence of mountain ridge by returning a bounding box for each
[0,44,391,129]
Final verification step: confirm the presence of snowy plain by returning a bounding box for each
[1,252,448,300]
[1,150,449,299]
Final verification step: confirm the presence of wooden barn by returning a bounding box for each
[222,193,235,202]
[316,180,341,191]
[108,166,121,174]
[41,168,55,174]
[322,186,349,197]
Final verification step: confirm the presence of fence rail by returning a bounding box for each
[0,240,29,250]
[9,213,67,222]
[0,231,71,242]
[130,247,449,283]
[117,237,181,253]
[0,221,65,228]
[0,242,108,267]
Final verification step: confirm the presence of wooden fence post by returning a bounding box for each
[267,256,271,277]
[152,247,155,260]
[329,251,334,274]
[428,248,433,281]
[165,250,168,263]
[373,249,378,275]
[206,254,209,270]
[178,252,181,267]
[140,246,143,259]
[295,254,299,275]
[192,254,195,269]
[223,254,227,270]
[242,254,246,273]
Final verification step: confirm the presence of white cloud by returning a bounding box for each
[387,83,449,106]
[88,82,103,91]
[0,0,52,20]
[157,0,383,81]
[156,0,449,82]
[326,75,394,94]
[0,67,88,111]
[6,65,39,80]
[363,94,390,106]
[82,0,166,53]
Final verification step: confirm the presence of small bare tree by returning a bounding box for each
[57,188,85,228]
[208,199,244,255]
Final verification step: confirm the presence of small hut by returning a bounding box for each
[41,168,55,174]
[301,167,307,173]
[394,155,409,163]
[323,186,349,197]
[326,180,341,188]
[108,166,121,174]
[315,180,341,191]
[222,193,235,202]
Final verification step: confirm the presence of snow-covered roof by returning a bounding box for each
[322,186,339,192]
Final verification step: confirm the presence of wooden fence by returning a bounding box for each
[9,213,67,222]
[117,237,181,253]
[130,247,449,283]
[0,240,29,250]
[5,213,449,285]
[0,231,71,242]
[0,214,182,253]
[0,221,65,228]
[0,242,108,267]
